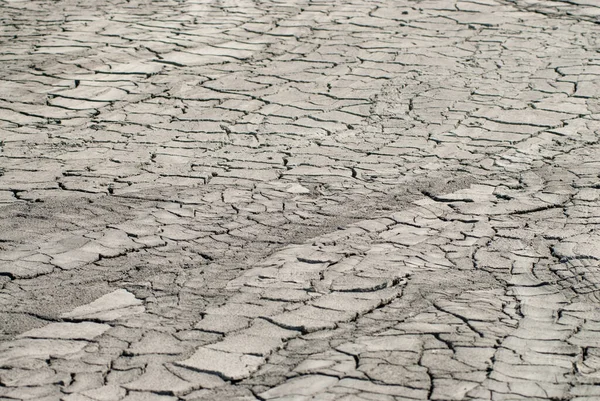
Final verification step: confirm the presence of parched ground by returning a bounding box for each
[0,0,599,400]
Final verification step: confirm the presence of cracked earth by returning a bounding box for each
[1,0,600,400]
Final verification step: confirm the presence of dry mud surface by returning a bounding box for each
[1,0,600,400]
